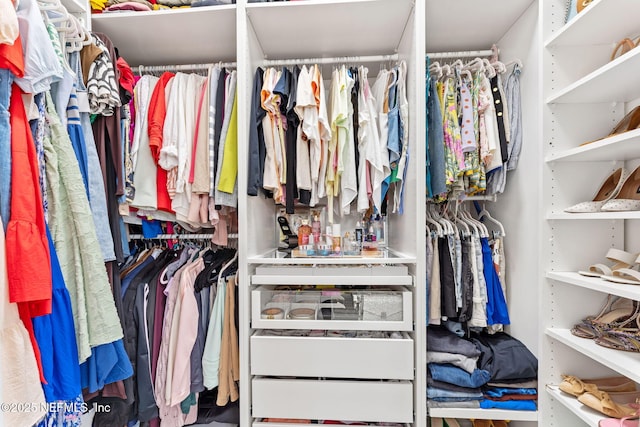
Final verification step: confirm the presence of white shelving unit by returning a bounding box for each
[91,5,237,67]
[89,0,545,425]
[542,0,640,425]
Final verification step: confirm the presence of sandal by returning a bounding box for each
[599,404,640,426]
[565,168,626,213]
[571,295,637,339]
[602,165,640,212]
[578,248,637,278]
[603,254,640,284]
[578,390,640,418]
[596,315,640,352]
[559,375,637,397]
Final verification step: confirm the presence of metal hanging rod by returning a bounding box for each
[128,233,239,240]
[426,49,495,59]
[458,194,498,202]
[133,62,237,74]
[260,54,400,67]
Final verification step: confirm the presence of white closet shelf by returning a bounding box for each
[61,0,86,14]
[547,212,640,220]
[91,5,236,67]
[246,0,413,59]
[546,386,603,427]
[546,46,640,104]
[251,275,413,286]
[544,0,640,48]
[426,0,534,52]
[545,129,640,162]
[546,328,640,384]
[248,251,417,265]
[428,408,538,422]
[547,271,640,301]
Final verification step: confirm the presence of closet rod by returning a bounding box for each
[459,194,498,202]
[260,54,399,67]
[128,233,239,240]
[133,62,237,74]
[426,49,495,59]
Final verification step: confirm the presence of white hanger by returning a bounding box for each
[482,58,497,78]
[429,61,443,80]
[477,207,506,237]
[426,205,444,236]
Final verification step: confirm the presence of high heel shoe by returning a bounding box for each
[581,105,640,146]
[565,167,626,213]
[601,165,640,212]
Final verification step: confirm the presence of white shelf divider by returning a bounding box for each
[546,386,603,427]
[544,0,640,48]
[545,129,640,162]
[547,212,640,220]
[547,46,640,104]
[428,408,538,422]
[546,328,640,384]
[547,271,640,301]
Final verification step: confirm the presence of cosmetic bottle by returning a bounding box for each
[311,211,322,243]
[297,219,312,246]
[354,220,364,250]
[331,223,341,255]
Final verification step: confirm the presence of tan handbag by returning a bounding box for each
[577,0,592,13]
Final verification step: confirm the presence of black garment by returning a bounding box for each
[427,326,481,359]
[273,67,299,213]
[438,237,457,319]
[122,250,175,422]
[458,237,474,323]
[469,331,538,382]
[213,69,228,209]
[490,75,508,163]
[247,68,266,196]
[350,67,360,188]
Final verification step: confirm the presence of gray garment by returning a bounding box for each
[504,64,523,171]
[191,287,206,393]
[428,400,480,409]
[427,327,481,358]
[426,233,433,323]
[488,379,538,389]
[427,79,447,197]
[214,71,238,207]
[468,234,487,328]
[427,351,479,374]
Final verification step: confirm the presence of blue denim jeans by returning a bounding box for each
[427,387,483,400]
[0,69,12,230]
[427,79,446,197]
[428,363,491,388]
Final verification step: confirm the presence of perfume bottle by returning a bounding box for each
[311,211,322,243]
[331,223,341,255]
[297,219,312,246]
[354,220,364,251]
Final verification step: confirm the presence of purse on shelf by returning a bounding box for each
[360,292,403,321]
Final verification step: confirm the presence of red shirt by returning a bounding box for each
[147,72,175,213]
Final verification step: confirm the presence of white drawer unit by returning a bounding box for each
[252,265,412,286]
[251,378,414,423]
[251,286,413,331]
[250,331,414,379]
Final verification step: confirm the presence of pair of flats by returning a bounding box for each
[565,167,640,213]
[559,375,640,419]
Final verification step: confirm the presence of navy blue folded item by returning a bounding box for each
[484,387,537,397]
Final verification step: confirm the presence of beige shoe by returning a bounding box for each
[565,168,626,213]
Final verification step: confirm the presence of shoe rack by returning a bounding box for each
[542,0,640,425]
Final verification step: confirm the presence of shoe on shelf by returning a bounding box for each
[601,165,640,212]
[580,105,640,146]
[595,314,640,352]
[571,295,638,339]
[611,38,636,61]
[599,405,640,427]
[603,254,640,285]
[578,390,640,418]
[565,168,626,213]
[559,375,637,397]
[471,421,494,427]
[578,248,637,278]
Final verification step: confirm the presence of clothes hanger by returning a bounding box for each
[477,206,506,237]
[452,201,470,237]
[426,205,444,236]
[482,58,497,78]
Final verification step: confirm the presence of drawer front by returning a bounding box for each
[251,378,413,423]
[250,333,413,379]
[252,286,413,331]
